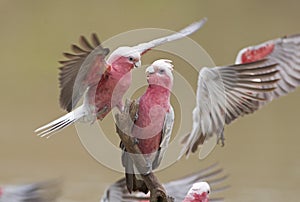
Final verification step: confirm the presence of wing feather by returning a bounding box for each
[132,18,207,54]
[100,163,229,202]
[235,34,300,102]
[152,106,175,170]
[180,60,279,158]
[59,33,110,112]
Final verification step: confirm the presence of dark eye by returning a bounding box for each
[128,57,134,62]
[207,190,210,194]
[159,69,165,74]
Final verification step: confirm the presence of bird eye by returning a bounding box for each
[159,69,165,74]
[128,56,134,62]
[207,190,210,194]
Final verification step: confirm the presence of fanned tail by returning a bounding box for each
[35,105,87,138]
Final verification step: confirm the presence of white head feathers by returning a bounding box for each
[151,59,174,71]
[106,46,141,65]
[146,59,174,81]
[188,181,210,195]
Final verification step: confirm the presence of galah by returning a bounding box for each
[0,180,61,202]
[183,182,210,202]
[35,18,207,138]
[180,34,300,159]
[121,59,175,193]
[100,163,228,202]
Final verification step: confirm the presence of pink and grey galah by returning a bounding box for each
[121,59,175,193]
[35,18,207,138]
[180,34,300,159]
[100,163,228,202]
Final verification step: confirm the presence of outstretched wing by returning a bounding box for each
[132,18,207,55]
[180,60,279,158]
[152,106,175,170]
[101,163,229,202]
[235,34,300,103]
[164,163,229,202]
[59,33,110,112]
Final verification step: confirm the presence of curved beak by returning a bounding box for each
[145,65,155,74]
[134,60,141,68]
[145,65,155,80]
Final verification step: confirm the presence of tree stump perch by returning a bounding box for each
[115,99,174,202]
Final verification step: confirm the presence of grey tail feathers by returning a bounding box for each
[35,105,87,138]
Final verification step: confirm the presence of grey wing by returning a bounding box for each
[59,33,110,112]
[235,34,300,104]
[132,18,207,54]
[111,163,229,202]
[101,178,149,202]
[0,180,61,202]
[100,179,124,202]
[152,106,175,170]
[164,163,229,202]
[180,60,279,158]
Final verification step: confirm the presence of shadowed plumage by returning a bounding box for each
[59,33,109,112]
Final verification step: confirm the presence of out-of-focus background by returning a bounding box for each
[1,0,300,201]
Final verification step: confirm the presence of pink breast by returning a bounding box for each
[93,73,131,120]
[132,90,170,154]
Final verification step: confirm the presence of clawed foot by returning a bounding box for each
[217,130,225,146]
[96,105,108,120]
[134,113,139,121]
[133,137,139,145]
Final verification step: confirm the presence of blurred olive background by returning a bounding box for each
[1,0,300,201]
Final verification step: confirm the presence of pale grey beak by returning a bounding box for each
[134,60,141,68]
[145,66,155,74]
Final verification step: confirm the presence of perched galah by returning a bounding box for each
[180,34,300,159]
[121,59,175,193]
[100,163,228,202]
[0,180,61,202]
[35,18,207,138]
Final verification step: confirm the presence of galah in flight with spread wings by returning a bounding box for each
[180,34,300,159]
[35,18,207,138]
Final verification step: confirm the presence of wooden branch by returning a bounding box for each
[115,99,174,202]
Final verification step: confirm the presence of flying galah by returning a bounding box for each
[121,59,175,193]
[35,18,207,138]
[100,163,228,202]
[180,34,300,159]
[0,180,61,202]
